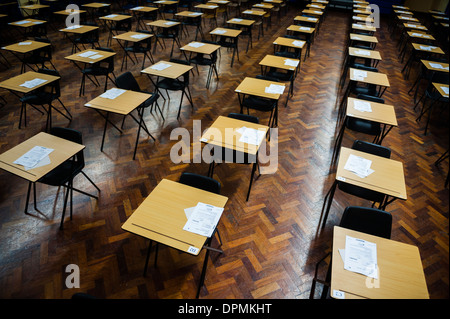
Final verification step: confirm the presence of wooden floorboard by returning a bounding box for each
[0,2,448,300]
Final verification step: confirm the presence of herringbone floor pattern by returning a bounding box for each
[0,2,448,300]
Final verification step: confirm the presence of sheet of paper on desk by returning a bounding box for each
[354,49,371,56]
[131,33,149,39]
[78,50,97,57]
[344,154,374,178]
[19,78,47,89]
[183,202,224,237]
[292,40,305,47]
[344,235,378,279]
[100,88,126,99]
[13,146,53,170]
[429,62,449,70]
[265,83,285,94]
[18,41,32,45]
[353,99,372,112]
[211,29,226,34]
[284,59,299,67]
[188,42,205,48]
[238,127,266,145]
[150,62,172,71]
[89,54,103,60]
[353,69,367,81]
[441,86,449,96]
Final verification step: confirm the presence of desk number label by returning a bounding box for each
[332,290,345,299]
[337,176,346,182]
[187,246,199,255]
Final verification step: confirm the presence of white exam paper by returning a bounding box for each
[100,88,126,99]
[344,235,378,279]
[237,127,266,145]
[353,99,372,112]
[183,202,224,237]
[344,154,374,178]
[13,146,54,170]
[292,40,305,47]
[78,50,97,57]
[265,84,285,94]
[188,42,205,48]
[19,78,47,89]
[284,59,299,67]
[150,62,172,71]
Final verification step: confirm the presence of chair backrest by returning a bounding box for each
[352,140,391,159]
[95,47,115,71]
[179,172,221,194]
[169,58,190,85]
[116,71,141,91]
[38,68,60,97]
[49,127,85,169]
[356,94,384,104]
[339,206,392,239]
[227,112,259,124]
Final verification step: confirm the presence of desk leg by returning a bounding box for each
[319,180,338,230]
[196,239,211,299]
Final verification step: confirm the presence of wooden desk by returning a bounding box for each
[81,2,111,20]
[121,178,228,298]
[319,147,407,229]
[397,15,419,23]
[273,36,306,61]
[416,83,449,135]
[331,226,429,299]
[349,67,390,95]
[0,132,85,216]
[402,22,427,31]
[411,43,445,54]
[59,25,99,53]
[85,89,155,158]
[348,46,382,67]
[294,15,319,28]
[352,23,376,34]
[235,76,285,127]
[113,31,154,70]
[2,40,51,73]
[141,60,194,118]
[259,54,299,100]
[210,27,242,67]
[99,13,132,46]
[180,41,220,88]
[349,33,378,49]
[20,4,49,17]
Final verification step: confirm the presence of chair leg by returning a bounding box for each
[246,162,257,201]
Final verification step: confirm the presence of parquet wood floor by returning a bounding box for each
[0,1,448,300]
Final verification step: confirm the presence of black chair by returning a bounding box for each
[71,22,100,54]
[155,58,194,119]
[106,14,132,46]
[19,68,72,131]
[25,127,100,230]
[320,140,391,230]
[21,37,57,73]
[332,94,384,166]
[79,47,117,96]
[310,205,392,299]
[239,75,279,128]
[188,47,219,89]
[115,71,160,159]
[122,29,155,70]
[207,113,261,201]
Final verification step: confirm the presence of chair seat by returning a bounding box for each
[20,92,55,105]
[275,51,299,59]
[242,96,275,111]
[82,67,111,76]
[156,78,184,91]
[266,70,292,82]
[346,117,381,135]
[38,160,82,186]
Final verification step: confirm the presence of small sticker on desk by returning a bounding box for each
[337,176,346,182]
[187,246,200,255]
[332,290,345,299]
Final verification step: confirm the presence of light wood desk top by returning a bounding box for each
[259,54,299,71]
[287,24,315,34]
[153,0,179,5]
[226,18,255,26]
[201,115,269,155]
[331,226,429,299]
[403,22,427,31]
[54,9,87,16]
[129,6,159,13]
[141,60,193,79]
[113,31,153,42]
[352,23,376,32]
[235,76,285,100]
[349,33,378,43]
[8,19,47,28]
[264,0,284,4]
[273,36,306,49]
[347,97,397,126]
[242,9,267,16]
[411,43,445,54]
[433,83,449,98]
[429,9,446,16]
[349,47,381,60]
[397,15,419,22]
[121,179,228,255]
[180,41,221,55]
[353,9,371,15]
[432,15,449,21]
[393,9,413,15]
[0,71,59,94]
[210,27,242,37]
[336,147,407,200]
[253,3,274,9]
[82,2,111,8]
[59,25,99,34]
[406,31,435,40]
[294,16,319,24]
[65,48,116,64]
[194,4,219,10]
[420,60,449,72]
[392,5,409,10]
[21,4,49,10]
[352,15,374,23]
[2,40,50,54]
[175,11,204,18]
[208,0,230,4]
[302,9,324,16]
[349,68,390,87]
[99,13,132,21]
[0,132,84,183]
[146,19,180,28]
[307,3,325,9]
[85,89,152,115]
